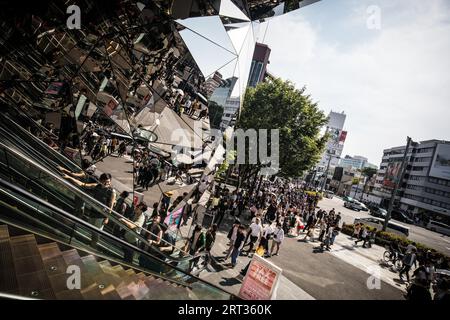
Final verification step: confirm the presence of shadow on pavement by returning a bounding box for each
[219,277,242,287]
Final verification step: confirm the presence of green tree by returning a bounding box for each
[236,78,328,180]
[208,101,224,129]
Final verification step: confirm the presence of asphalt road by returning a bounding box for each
[318,197,450,256]
[268,236,404,300]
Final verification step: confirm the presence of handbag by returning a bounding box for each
[255,246,265,256]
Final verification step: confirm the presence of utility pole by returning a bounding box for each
[383,136,412,231]
[321,153,339,193]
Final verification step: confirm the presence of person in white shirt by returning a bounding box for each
[260,223,274,256]
[269,222,284,256]
[245,218,262,254]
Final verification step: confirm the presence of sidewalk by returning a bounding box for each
[295,228,407,293]
[179,212,315,300]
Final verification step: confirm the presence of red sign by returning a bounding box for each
[339,131,347,143]
[238,255,281,300]
[133,192,143,206]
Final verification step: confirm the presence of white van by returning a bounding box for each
[427,220,450,236]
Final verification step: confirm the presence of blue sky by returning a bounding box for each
[178,0,450,166]
[261,0,450,165]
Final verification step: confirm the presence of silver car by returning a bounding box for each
[344,200,364,211]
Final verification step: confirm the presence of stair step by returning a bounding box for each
[81,255,103,275]
[93,272,123,288]
[17,270,54,299]
[61,249,81,265]
[13,254,45,276]
[10,234,40,258]
[61,249,94,285]
[55,289,84,300]
[0,239,19,293]
[115,283,135,300]
[100,284,121,300]
[0,225,9,240]
[80,283,105,300]
[43,256,68,276]
[126,280,150,300]
[38,242,62,260]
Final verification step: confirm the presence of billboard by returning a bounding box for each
[339,131,347,143]
[238,255,282,300]
[430,144,450,180]
[383,161,402,189]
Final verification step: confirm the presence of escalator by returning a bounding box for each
[0,142,210,280]
[0,109,81,175]
[0,177,236,300]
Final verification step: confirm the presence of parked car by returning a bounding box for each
[359,203,369,211]
[426,220,450,236]
[343,195,353,202]
[391,210,414,224]
[370,207,387,218]
[324,191,334,199]
[344,199,364,211]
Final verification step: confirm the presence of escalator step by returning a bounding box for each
[0,239,19,294]
[10,234,40,258]
[38,242,62,261]
[0,225,9,240]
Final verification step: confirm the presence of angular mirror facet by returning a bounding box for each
[219,0,250,22]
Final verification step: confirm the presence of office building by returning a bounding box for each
[373,140,450,225]
[248,43,271,88]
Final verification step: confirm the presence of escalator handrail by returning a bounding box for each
[0,125,65,176]
[0,177,236,299]
[0,141,192,260]
[0,112,80,172]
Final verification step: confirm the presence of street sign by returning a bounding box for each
[238,254,282,300]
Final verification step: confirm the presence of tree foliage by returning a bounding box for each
[208,101,224,129]
[236,78,328,178]
[361,167,378,179]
